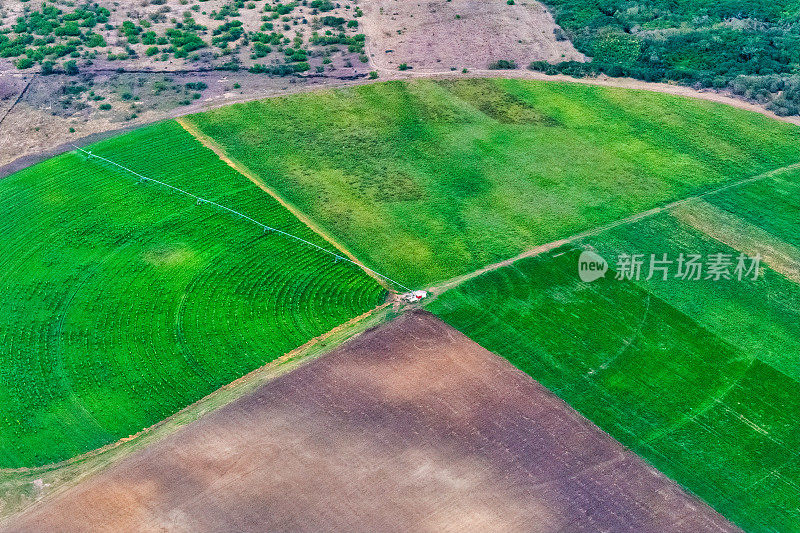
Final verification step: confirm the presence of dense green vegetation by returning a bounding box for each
[184,78,800,286]
[429,168,800,532]
[0,121,384,467]
[535,0,800,114]
[1,0,362,75]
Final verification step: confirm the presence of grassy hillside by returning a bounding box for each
[429,168,800,532]
[0,121,384,467]
[183,78,800,287]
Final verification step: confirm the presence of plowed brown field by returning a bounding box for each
[4,311,738,533]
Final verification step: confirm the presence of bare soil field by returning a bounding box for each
[4,311,738,532]
[361,0,585,71]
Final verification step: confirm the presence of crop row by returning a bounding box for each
[430,212,800,532]
[0,122,384,467]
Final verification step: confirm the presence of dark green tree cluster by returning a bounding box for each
[164,28,206,58]
[536,0,800,114]
[248,61,309,74]
[309,30,364,53]
[212,20,244,47]
[0,3,110,73]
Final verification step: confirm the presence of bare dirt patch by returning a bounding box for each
[0,70,366,171]
[4,311,738,532]
[0,0,371,170]
[361,0,585,72]
[671,200,800,284]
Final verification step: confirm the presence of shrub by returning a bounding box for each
[320,16,345,27]
[63,60,79,75]
[85,33,106,47]
[15,57,34,69]
[488,59,516,70]
[310,0,334,11]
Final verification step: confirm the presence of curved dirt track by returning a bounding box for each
[3,65,799,180]
[4,311,740,533]
[378,69,800,127]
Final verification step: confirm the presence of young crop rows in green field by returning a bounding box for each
[0,121,384,467]
[182,78,800,287]
[429,169,800,532]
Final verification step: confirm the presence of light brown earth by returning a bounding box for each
[0,0,365,73]
[0,0,369,169]
[361,0,586,71]
[671,200,800,284]
[4,311,739,533]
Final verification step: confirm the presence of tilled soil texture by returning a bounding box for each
[362,0,585,72]
[4,311,739,533]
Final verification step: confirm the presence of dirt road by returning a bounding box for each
[3,65,799,179]
[427,160,800,296]
[177,118,395,291]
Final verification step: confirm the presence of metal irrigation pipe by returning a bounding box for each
[72,144,413,293]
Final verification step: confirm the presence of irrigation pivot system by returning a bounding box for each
[72,145,415,294]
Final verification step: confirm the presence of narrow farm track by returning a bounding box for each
[426,160,800,296]
[4,68,800,180]
[177,117,392,291]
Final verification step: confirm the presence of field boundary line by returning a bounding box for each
[71,142,410,292]
[0,300,391,478]
[427,160,800,295]
[176,117,394,292]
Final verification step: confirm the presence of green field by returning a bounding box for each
[5,77,800,529]
[183,78,800,286]
[0,121,384,468]
[429,169,800,532]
